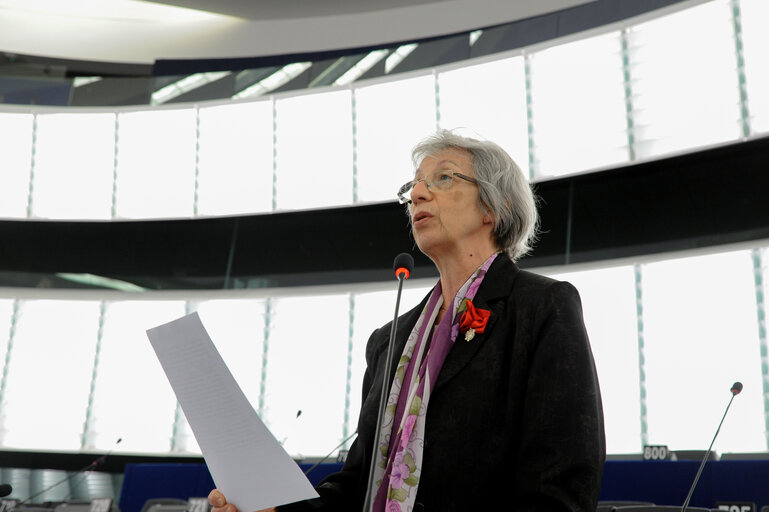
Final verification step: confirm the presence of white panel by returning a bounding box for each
[32,113,115,220]
[547,265,642,454]
[262,294,350,457]
[740,0,769,135]
[628,0,742,159]
[197,101,274,215]
[274,90,353,210]
[641,250,764,452]
[114,108,197,219]
[0,113,33,218]
[438,56,530,178]
[88,301,185,453]
[355,74,437,204]
[1,300,100,450]
[529,31,629,177]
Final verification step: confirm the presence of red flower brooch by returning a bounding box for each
[457,299,491,341]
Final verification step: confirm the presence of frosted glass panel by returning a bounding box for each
[641,251,764,452]
[355,75,437,203]
[740,0,769,135]
[0,113,33,218]
[32,113,115,219]
[114,108,197,219]
[88,301,185,452]
[348,283,432,434]
[262,294,350,457]
[546,265,642,454]
[274,90,353,210]
[438,57,530,177]
[628,0,741,159]
[529,32,629,178]
[197,101,274,215]
[1,300,100,450]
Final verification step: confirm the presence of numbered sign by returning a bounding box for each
[642,445,670,460]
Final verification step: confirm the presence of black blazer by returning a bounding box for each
[281,254,605,512]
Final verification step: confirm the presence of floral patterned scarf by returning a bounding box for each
[370,252,498,512]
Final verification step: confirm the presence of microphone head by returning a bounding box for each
[393,253,415,280]
[0,483,12,498]
[731,382,743,395]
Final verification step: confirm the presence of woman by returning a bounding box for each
[210,130,605,512]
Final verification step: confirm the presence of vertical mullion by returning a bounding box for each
[342,294,355,448]
[0,299,22,444]
[751,248,769,449]
[621,28,637,162]
[351,87,359,204]
[259,298,273,418]
[634,264,649,447]
[730,0,751,138]
[523,52,536,181]
[111,113,119,219]
[271,97,278,212]
[81,301,107,449]
[433,69,441,132]
[26,113,38,218]
[193,105,201,216]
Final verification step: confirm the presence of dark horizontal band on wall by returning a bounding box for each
[1,135,768,291]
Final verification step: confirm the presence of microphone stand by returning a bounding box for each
[680,383,742,512]
[361,261,411,512]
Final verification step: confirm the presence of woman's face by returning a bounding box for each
[409,148,493,260]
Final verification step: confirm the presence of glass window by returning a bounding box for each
[114,108,197,219]
[348,282,433,435]
[274,90,353,210]
[546,265,642,454]
[528,32,629,178]
[32,113,115,220]
[1,300,100,450]
[628,0,741,159]
[88,300,185,453]
[197,101,274,216]
[261,294,350,457]
[740,0,769,135]
[640,250,764,452]
[0,113,33,218]
[437,56,530,177]
[355,75,437,204]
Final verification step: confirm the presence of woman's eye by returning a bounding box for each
[436,171,453,182]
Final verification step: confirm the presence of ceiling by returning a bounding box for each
[0,0,598,65]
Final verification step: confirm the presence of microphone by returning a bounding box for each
[680,382,743,512]
[0,484,12,498]
[362,254,414,512]
[393,253,414,281]
[18,438,122,505]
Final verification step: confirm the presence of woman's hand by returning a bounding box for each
[208,489,276,512]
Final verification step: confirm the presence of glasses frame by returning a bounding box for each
[397,171,479,204]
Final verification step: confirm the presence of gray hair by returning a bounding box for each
[411,129,539,261]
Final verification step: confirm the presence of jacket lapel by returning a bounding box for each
[434,254,519,389]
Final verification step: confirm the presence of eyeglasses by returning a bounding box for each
[397,170,479,204]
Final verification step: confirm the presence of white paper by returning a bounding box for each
[146,312,319,511]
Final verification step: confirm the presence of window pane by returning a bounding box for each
[438,56,530,177]
[88,301,185,453]
[529,32,629,178]
[349,283,433,436]
[740,0,769,135]
[641,250,764,452]
[197,102,274,216]
[546,265,642,454]
[355,75,437,204]
[1,300,100,450]
[274,90,353,210]
[262,294,350,457]
[0,113,33,218]
[32,113,115,220]
[114,108,197,219]
[628,0,741,159]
